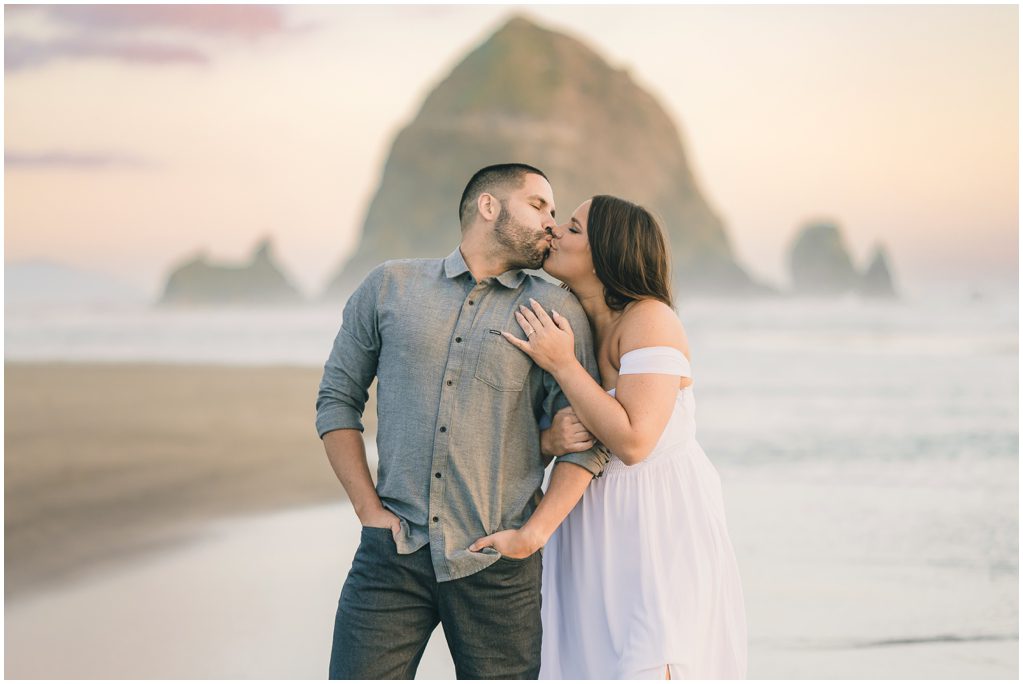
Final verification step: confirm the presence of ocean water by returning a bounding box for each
[679,295,1018,674]
[5,293,1019,676]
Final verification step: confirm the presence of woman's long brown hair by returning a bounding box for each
[587,195,675,311]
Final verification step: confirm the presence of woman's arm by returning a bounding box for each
[509,299,686,465]
[469,458,595,558]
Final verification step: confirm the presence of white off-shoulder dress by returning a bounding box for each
[539,346,748,679]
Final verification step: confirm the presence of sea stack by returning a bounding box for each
[158,238,304,307]
[857,245,897,298]
[321,15,759,301]
[788,221,860,296]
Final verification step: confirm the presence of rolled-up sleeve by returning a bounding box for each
[315,265,385,438]
[542,296,611,478]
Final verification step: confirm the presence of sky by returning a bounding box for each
[4,4,1019,299]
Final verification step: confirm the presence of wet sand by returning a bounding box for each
[6,498,1017,679]
[4,362,372,597]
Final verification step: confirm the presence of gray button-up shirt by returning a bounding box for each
[316,247,610,581]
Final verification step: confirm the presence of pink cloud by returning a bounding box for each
[5,150,156,169]
[4,6,309,72]
[41,5,290,39]
[5,35,208,71]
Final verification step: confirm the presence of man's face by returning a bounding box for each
[492,173,557,270]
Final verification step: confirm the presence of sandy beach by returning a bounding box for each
[5,362,373,596]
[6,499,1015,679]
[5,360,1017,678]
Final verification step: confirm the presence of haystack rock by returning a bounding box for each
[788,221,859,296]
[321,15,761,302]
[858,245,897,298]
[158,238,304,307]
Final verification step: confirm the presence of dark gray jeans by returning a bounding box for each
[328,526,542,680]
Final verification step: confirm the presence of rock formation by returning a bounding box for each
[321,15,761,302]
[788,222,899,298]
[158,238,304,307]
[857,245,897,298]
[788,221,860,296]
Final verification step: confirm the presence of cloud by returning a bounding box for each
[4,5,307,72]
[27,5,292,39]
[5,35,209,71]
[5,150,155,170]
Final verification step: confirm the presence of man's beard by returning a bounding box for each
[494,203,549,270]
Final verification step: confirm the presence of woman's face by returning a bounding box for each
[544,199,595,285]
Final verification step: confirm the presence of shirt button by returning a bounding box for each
[455,337,462,343]
[446,380,453,386]
[432,516,439,523]
[468,300,474,306]
[439,426,447,433]
[435,472,442,478]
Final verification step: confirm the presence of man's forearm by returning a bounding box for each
[322,429,386,522]
[520,461,593,546]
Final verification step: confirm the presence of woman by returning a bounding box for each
[476,195,747,679]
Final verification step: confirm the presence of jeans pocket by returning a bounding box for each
[495,551,535,565]
[360,525,397,549]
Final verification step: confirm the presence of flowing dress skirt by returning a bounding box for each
[540,389,747,679]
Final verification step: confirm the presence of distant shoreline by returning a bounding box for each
[5,362,372,598]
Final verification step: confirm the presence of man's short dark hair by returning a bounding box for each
[458,163,548,228]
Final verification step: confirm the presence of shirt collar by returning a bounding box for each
[443,248,471,279]
[444,247,526,289]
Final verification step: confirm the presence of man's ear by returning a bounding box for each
[478,193,500,222]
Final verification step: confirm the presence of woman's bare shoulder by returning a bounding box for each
[618,299,687,353]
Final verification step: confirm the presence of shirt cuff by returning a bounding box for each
[316,406,365,439]
[554,446,610,478]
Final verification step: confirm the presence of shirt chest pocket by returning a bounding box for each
[474,332,534,392]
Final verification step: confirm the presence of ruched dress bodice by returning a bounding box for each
[603,346,696,476]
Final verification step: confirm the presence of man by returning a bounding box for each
[316,163,609,679]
